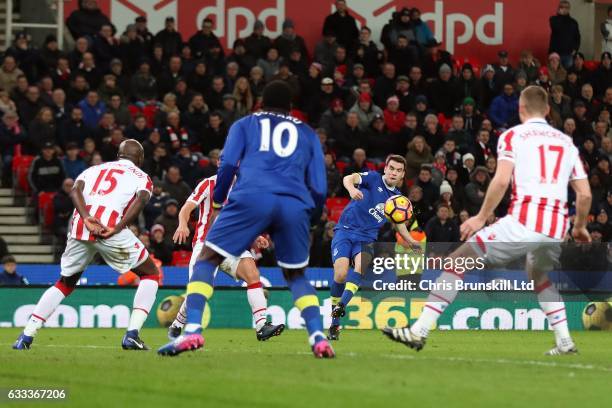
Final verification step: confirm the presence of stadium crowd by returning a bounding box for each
[0,0,610,269]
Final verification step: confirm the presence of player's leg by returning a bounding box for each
[168,241,204,339]
[328,256,349,340]
[121,256,160,350]
[233,255,285,340]
[272,196,334,358]
[336,248,371,318]
[14,239,94,349]
[527,245,577,355]
[158,195,271,356]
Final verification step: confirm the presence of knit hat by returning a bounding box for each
[311,62,323,72]
[463,97,475,106]
[548,52,561,61]
[515,70,528,80]
[440,180,453,195]
[282,19,295,29]
[415,94,428,104]
[439,64,452,74]
[482,64,495,75]
[462,153,475,163]
[539,66,549,76]
[254,20,264,30]
[387,95,399,105]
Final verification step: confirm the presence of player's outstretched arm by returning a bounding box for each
[343,173,364,200]
[174,201,196,245]
[394,222,421,249]
[460,160,513,241]
[70,180,103,235]
[99,190,151,239]
[570,178,592,242]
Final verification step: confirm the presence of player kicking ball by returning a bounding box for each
[158,81,332,358]
[327,155,422,340]
[167,174,285,341]
[14,140,160,351]
[383,86,592,355]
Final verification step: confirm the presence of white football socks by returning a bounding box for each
[410,271,461,338]
[127,279,158,332]
[247,282,268,330]
[172,301,187,328]
[23,285,66,337]
[536,281,573,349]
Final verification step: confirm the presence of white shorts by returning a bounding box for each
[469,215,562,273]
[60,229,149,277]
[190,241,253,281]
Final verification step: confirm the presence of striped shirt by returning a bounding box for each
[497,118,587,239]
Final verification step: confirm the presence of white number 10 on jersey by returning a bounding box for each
[259,118,298,157]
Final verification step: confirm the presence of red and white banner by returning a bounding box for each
[64,0,558,65]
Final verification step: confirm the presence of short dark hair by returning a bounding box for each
[386,154,406,169]
[262,80,292,112]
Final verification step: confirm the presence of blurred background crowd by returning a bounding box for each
[0,0,610,272]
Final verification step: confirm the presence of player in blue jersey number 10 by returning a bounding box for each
[158,81,334,358]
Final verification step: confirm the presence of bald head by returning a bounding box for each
[118,139,144,167]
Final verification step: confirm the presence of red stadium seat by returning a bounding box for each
[38,191,57,228]
[326,197,349,222]
[584,60,600,71]
[142,104,159,128]
[365,161,376,171]
[11,155,34,193]
[171,250,192,266]
[335,160,348,175]
[127,104,142,119]
[199,158,210,168]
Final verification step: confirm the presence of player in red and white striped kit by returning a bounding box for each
[14,140,161,351]
[167,174,285,341]
[383,86,592,355]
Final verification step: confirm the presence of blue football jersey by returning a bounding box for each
[336,171,401,241]
[213,111,327,209]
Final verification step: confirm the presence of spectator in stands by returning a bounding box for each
[18,86,46,126]
[62,143,86,180]
[548,0,580,69]
[26,107,56,155]
[66,0,114,40]
[455,64,481,109]
[425,204,459,242]
[381,7,413,51]
[367,114,395,160]
[68,37,89,71]
[205,76,227,111]
[408,185,433,227]
[66,74,89,105]
[0,236,8,260]
[333,112,365,159]
[0,89,17,114]
[465,166,490,215]
[320,98,347,137]
[460,152,476,185]
[157,55,183,98]
[446,114,470,152]
[405,135,433,179]
[200,111,227,153]
[472,129,493,166]
[58,107,88,148]
[488,83,518,130]
[410,8,435,51]
[353,26,381,78]
[275,19,308,60]
[199,148,220,179]
[143,179,168,230]
[92,24,119,72]
[181,94,209,137]
[29,142,65,194]
[106,94,131,128]
[172,142,200,188]
[373,63,396,108]
[325,153,342,197]
[98,74,123,104]
[257,46,282,82]
[78,90,105,128]
[0,255,28,286]
[322,1,359,50]
[162,166,191,206]
[592,52,612,98]
[99,128,124,161]
[50,88,70,123]
[547,53,567,85]
[130,60,157,102]
[0,111,27,186]
[572,99,591,142]
[343,148,369,176]
[415,165,439,205]
[154,17,183,60]
[536,67,553,93]
[0,55,24,92]
[149,224,173,265]
[245,20,272,61]
[162,111,192,153]
[350,92,383,130]
[52,178,75,245]
[76,52,101,89]
[549,84,572,129]
[119,24,146,75]
[189,18,223,60]
[479,64,497,110]
[493,50,515,91]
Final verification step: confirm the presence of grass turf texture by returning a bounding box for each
[1,329,611,408]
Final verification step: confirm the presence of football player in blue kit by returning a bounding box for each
[327,155,421,340]
[158,81,334,358]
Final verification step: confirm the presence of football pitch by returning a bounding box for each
[1,329,611,408]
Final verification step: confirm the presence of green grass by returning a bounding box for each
[1,329,611,408]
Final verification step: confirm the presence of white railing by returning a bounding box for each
[5,0,65,49]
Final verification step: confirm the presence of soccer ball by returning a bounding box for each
[156,295,184,327]
[384,195,413,224]
[582,301,612,330]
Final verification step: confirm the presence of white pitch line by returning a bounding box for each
[1,343,116,349]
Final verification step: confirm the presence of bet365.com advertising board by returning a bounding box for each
[0,287,603,331]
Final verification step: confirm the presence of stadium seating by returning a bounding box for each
[326,197,349,222]
[38,191,57,229]
[11,155,34,193]
[335,160,348,175]
[171,250,192,266]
